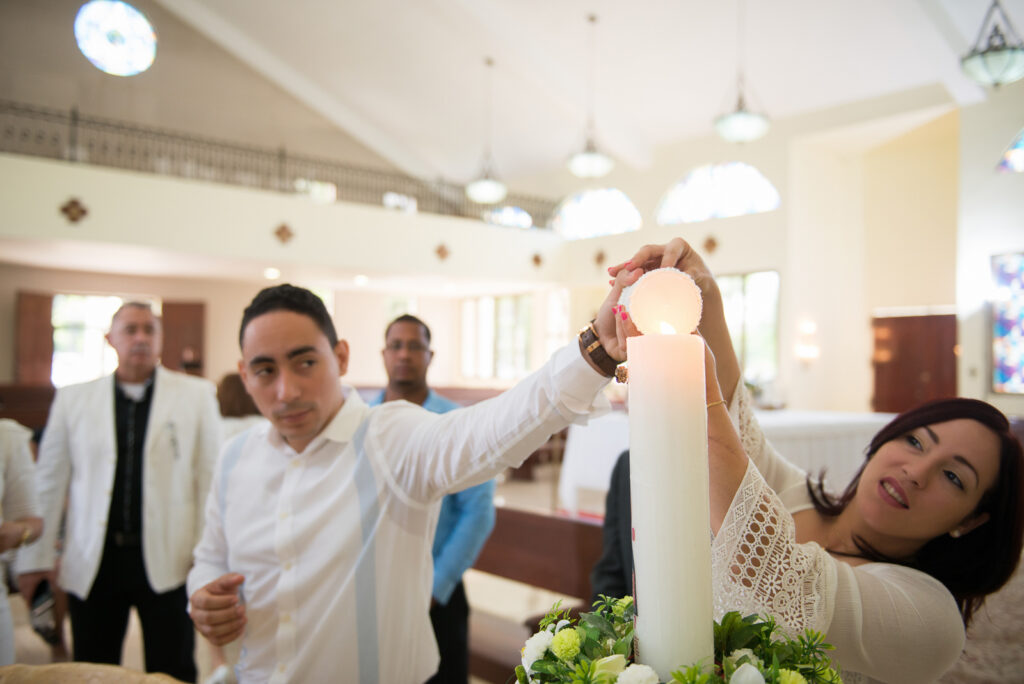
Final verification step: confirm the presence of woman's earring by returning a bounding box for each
[950,529,962,539]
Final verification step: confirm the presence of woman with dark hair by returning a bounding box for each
[608,238,1024,684]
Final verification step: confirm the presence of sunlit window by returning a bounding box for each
[656,162,780,225]
[483,206,533,229]
[544,289,570,359]
[51,294,161,387]
[998,129,1024,173]
[383,192,418,213]
[551,188,642,240]
[74,1,156,77]
[719,271,779,394]
[460,294,531,380]
[294,178,337,204]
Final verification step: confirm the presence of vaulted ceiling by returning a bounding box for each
[4,0,1018,187]
[151,0,1016,182]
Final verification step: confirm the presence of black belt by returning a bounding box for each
[110,531,141,547]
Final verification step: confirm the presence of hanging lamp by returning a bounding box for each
[714,0,769,143]
[466,57,508,205]
[961,0,1024,87]
[568,14,614,178]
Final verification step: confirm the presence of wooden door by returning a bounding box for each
[161,301,206,377]
[871,314,956,413]
[15,291,55,385]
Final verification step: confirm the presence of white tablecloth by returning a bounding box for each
[558,408,896,516]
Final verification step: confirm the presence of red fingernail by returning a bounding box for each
[625,261,633,267]
[621,311,628,320]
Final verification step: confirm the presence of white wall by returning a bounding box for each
[957,81,1024,416]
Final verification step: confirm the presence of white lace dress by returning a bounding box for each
[710,385,965,684]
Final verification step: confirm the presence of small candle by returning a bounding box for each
[623,269,713,680]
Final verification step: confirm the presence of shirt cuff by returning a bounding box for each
[551,342,613,421]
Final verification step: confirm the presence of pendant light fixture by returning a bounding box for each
[568,14,614,179]
[961,0,1024,87]
[714,0,769,143]
[466,57,508,205]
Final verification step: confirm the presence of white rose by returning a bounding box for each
[730,662,766,684]
[616,663,659,684]
[521,630,554,674]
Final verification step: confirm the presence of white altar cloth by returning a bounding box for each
[558,408,896,516]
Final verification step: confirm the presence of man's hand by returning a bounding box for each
[17,570,54,604]
[190,573,247,646]
[594,267,643,363]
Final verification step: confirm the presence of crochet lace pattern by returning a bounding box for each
[711,384,836,640]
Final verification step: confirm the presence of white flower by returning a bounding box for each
[616,663,659,684]
[521,629,554,674]
[725,648,762,671]
[554,619,572,633]
[730,662,766,684]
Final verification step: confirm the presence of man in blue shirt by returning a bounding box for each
[369,314,496,684]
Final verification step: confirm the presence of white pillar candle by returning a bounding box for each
[623,269,713,680]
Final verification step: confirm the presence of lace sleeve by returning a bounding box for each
[712,461,837,638]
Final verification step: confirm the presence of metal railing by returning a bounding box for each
[0,100,559,228]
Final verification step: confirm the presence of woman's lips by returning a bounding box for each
[879,478,909,509]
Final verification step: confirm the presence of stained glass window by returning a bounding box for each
[656,162,780,225]
[993,253,1024,394]
[998,129,1024,173]
[551,188,641,240]
[75,1,156,77]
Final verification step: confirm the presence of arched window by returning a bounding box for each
[484,206,533,229]
[656,162,780,225]
[552,188,642,240]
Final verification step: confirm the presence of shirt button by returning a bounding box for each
[278,664,286,672]
[279,511,289,520]
[281,613,291,623]
[284,561,293,570]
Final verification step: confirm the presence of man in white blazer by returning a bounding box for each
[18,302,222,682]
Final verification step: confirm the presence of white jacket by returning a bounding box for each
[18,366,222,597]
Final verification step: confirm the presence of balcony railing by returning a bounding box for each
[0,100,559,228]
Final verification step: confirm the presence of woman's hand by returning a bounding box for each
[607,238,718,301]
[608,237,741,403]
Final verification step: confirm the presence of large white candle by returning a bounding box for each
[623,269,713,680]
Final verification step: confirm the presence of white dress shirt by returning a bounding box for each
[188,343,610,684]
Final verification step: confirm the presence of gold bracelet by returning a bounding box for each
[707,399,726,409]
[18,524,31,547]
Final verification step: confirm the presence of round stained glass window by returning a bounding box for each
[75,1,156,77]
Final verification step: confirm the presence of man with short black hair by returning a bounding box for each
[188,279,635,683]
[371,314,494,684]
[19,302,222,682]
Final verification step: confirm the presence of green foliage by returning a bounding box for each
[519,603,841,684]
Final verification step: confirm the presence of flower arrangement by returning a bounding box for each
[516,597,842,684]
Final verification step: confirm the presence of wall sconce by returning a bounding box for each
[794,318,820,364]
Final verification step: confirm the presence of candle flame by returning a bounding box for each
[659,321,677,335]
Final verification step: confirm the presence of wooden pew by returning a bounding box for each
[469,507,604,683]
